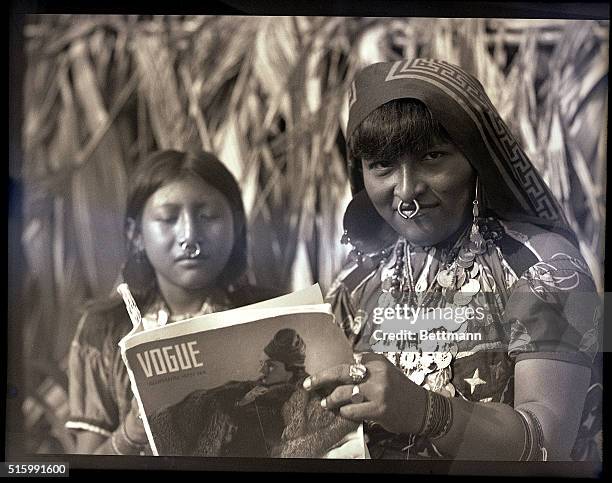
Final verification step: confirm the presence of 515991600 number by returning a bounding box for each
[2,462,68,477]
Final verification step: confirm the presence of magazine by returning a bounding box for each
[118,285,366,458]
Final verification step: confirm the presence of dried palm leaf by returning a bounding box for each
[317,147,352,291]
[290,238,315,291]
[29,70,139,197]
[179,65,213,152]
[21,215,56,363]
[69,39,128,296]
[132,33,196,150]
[432,18,461,66]
[42,17,98,57]
[197,17,259,111]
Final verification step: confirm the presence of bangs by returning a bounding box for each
[348,98,451,163]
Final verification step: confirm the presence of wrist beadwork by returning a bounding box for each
[110,420,147,455]
[516,408,548,461]
[418,390,453,440]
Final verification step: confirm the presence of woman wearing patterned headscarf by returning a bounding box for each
[303,59,601,461]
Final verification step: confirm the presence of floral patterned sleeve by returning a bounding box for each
[504,253,601,367]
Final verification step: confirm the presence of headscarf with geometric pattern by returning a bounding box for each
[346,58,575,244]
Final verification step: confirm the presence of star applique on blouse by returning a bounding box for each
[464,368,486,395]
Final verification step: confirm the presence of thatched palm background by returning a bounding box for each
[19,15,607,453]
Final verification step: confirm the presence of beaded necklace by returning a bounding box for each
[381,217,504,309]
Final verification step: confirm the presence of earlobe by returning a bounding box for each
[126,217,144,252]
[133,235,145,253]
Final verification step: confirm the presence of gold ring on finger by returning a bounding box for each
[351,385,365,404]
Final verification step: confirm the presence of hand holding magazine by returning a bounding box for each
[118,285,366,458]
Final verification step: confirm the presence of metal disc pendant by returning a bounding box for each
[377,292,395,307]
[455,269,467,289]
[458,248,475,262]
[434,351,453,369]
[461,278,481,294]
[399,351,418,367]
[381,277,394,292]
[437,269,455,288]
[453,292,472,306]
[409,370,426,386]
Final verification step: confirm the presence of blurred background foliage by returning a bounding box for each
[19,15,607,454]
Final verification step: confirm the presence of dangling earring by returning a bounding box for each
[468,178,486,255]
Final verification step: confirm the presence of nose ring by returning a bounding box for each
[397,199,420,219]
[179,240,201,259]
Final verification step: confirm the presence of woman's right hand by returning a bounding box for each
[77,399,148,455]
[123,398,148,444]
[304,353,427,436]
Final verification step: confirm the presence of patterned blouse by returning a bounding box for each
[326,218,602,461]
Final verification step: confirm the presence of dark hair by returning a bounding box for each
[285,364,307,384]
[264,328,307,384]
[122,150,247,309]
[347,98,452,188]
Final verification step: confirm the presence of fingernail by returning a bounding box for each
[303,377,312,390]
[320,398,327,409]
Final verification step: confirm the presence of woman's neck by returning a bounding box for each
[436,217,472,250]
[408,216,472,252]
[156,280,225,316]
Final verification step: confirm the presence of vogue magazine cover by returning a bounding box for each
[117,286,364,458]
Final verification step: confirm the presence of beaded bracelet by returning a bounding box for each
[110,421,147,455]
[516,409,533,461]
[516,408,548,461]
[417,390,453,440]
[123,419,148,448]
[416,390,433,435]
[110,429,132,455]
